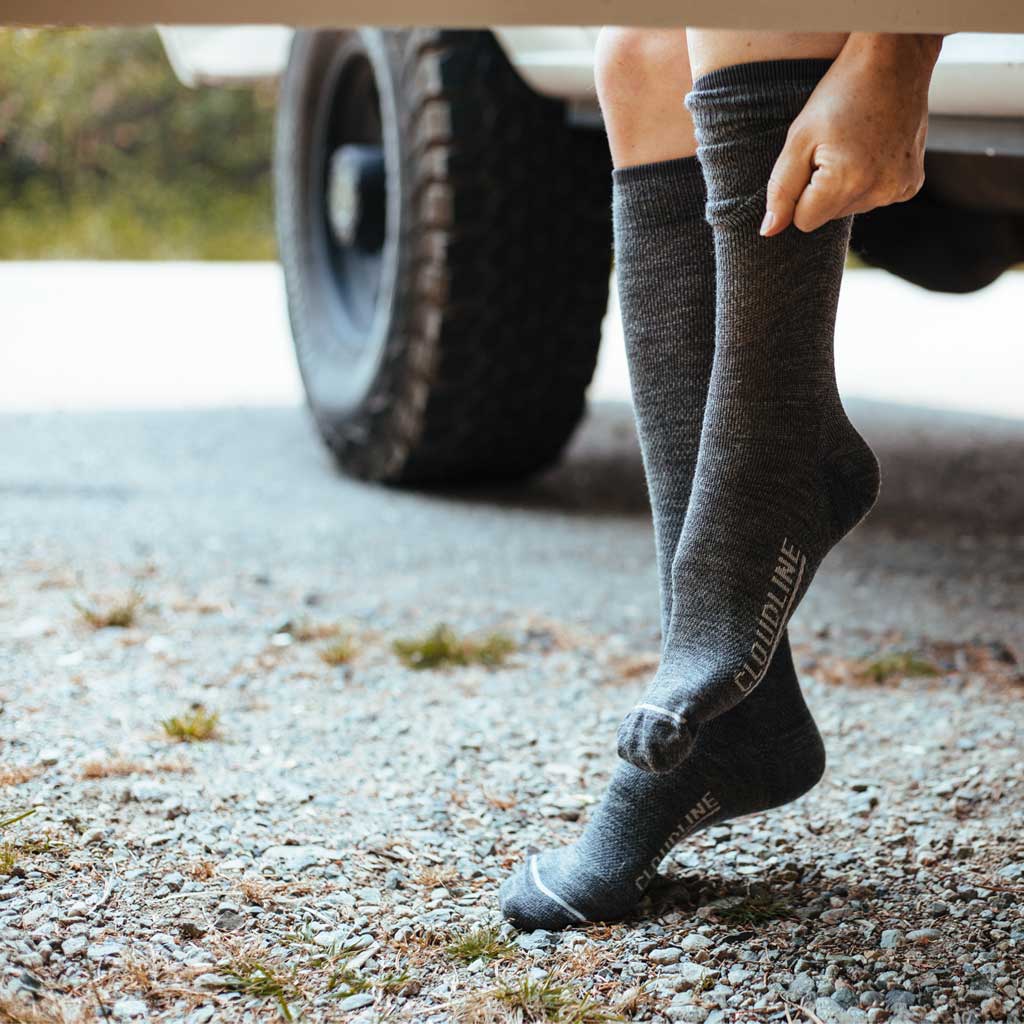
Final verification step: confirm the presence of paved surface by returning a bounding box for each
[1,263,1022,1022]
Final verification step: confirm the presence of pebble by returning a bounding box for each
[879,929,905,948]
[259,845,337,872]
[87,941,123,960]
[679,962,710,986]
[214,908,246,931]
[885,990,918,1010]
[649,947,682,964]
[790,973,816,1000]
[667,1005,708,1023]
[337,992,375,1011]
[907,928,942,944]
[60,936,87,957]
[113,997,148,1019]
[515,930,553,951]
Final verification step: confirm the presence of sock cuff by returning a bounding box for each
[612,156,707,230]
[684,58,833,228]
[688,58,833,116]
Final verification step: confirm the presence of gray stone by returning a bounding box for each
[337,992,375,1011]
[813,997,845,1022]
[879,929,905,949]
[833,988,858,1009]
[515,930,553,951]
[193,974,226,991]
[87,941,123,960]
[680,933,714,951]
[790,973,817,1000]
[680,962,711,986]
[650,947,683,964]
[259,845,338,873]
[60,936,88,957]
[667,1002,708,1023]
[214,908,246,932]
[885,990,917,1011]
[112,997,148,1019]
[906,928,942,944]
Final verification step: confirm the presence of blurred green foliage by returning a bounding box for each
[0,28,276,259]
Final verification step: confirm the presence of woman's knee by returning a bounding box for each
[595,28,691,110]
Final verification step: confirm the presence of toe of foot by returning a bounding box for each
[616,707,695,774]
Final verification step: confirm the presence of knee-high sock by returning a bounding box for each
[618,60,880,774]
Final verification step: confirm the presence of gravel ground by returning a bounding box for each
[1,401,1022,1023]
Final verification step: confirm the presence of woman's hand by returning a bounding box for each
[761,33,943,236]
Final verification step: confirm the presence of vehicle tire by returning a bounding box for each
[274,28,612,484]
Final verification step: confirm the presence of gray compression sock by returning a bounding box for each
[614,156,715,641]
[500,157,826,931]
[618,59,880,774]
[500,640,825,929]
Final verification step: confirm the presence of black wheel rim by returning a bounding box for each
[307,36,399,407]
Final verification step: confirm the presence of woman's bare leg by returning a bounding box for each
[594,27,696,167]
[686,30,848,80]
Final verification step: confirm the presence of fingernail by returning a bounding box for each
[759,211,775,236]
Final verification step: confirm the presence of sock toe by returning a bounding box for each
[617,706,696,774]
[499,854,590,931]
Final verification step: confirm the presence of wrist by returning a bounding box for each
[843,32,943,72]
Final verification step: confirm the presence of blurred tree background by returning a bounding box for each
[0,28,276,259]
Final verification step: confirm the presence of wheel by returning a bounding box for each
[850,153,1024,294]
[274,28,612,484]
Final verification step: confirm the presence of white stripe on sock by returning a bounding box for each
[529,856,587,923]
[633,703,686,727]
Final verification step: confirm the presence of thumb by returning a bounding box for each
[762,138,814,237]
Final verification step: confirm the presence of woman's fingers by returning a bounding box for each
[761,142,814,236]
[792,166,852,233]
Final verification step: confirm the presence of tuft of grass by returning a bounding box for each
[326,964,371,997]
[861,651,940,683]
[709,892,791,926]
[0,845,17,875]
[320,637,357,666]
[490,977,621,1023]
[393,623,515,671]
[161,705,221,743]
[73,590,143,629]
[446,927,516,965]
[0,809,37,876]
[219,961,298,1021]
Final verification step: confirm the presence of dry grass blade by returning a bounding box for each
[0,990,86,1024]
[320,637,356,666]
[73,590,143,629]
[0,765,45,787]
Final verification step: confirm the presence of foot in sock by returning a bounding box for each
[500,637,825,929]
[618,59,880,774]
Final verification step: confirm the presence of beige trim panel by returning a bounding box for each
[5,1,1024,33]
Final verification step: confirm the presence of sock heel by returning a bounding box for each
[752,721,827,815]
[820,421,880,544]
